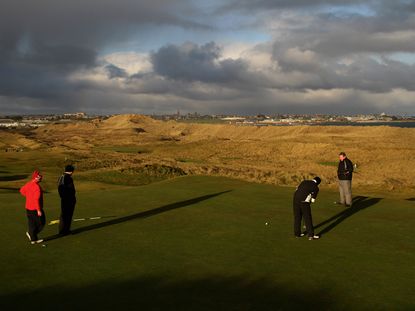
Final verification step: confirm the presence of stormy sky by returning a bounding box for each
[1,0,415,115]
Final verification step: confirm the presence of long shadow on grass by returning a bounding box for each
[315,196,382,237]
[0,186,20,192]
[0,174,28,181]
[0,275,338,310]
[45,191,231,241]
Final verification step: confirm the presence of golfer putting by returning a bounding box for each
[293,177,321,240]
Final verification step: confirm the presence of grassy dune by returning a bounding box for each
[2,114,413,195]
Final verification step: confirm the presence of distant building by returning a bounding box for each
[0,119,19,128]
[63,112,87,119]
[221,117,246,121]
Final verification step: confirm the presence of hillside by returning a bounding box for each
[3,115,415,195]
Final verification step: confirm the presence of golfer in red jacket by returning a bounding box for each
[20,171,45,244]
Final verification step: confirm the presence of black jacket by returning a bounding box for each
[337,158,353,180]
[58,173,76,202]
[293,180,319,203]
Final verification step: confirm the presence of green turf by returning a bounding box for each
[1,171,415,309]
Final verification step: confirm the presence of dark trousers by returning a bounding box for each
[59,200,75,234]
[293,201,314,237]
[26,210,46,241]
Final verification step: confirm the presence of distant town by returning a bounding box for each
[1,111,415,129]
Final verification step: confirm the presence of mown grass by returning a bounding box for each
[1,171,415,310]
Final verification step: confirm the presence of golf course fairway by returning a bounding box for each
[1,175,414,310]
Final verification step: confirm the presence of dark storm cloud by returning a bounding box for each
[276,54,415,92]
[221,0,415,57]
[1,0,415,114]
[0,0,203,50]
[150,42,252,85]
[146,41,415,94]
[0,65,66,99]
[255,1,415,96]
[272,13,415,58]
[127,72,251,101]
[26,45,97,70]
[0,0,203,109]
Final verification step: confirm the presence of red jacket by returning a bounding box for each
[20,181,43,211]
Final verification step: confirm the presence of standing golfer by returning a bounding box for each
[337,152,353,207]
[58,165,76,235]
[20,171,45,244]
[293,177,321,240]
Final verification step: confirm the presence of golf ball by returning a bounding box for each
[265,222,268,226]
[41,244,47,247]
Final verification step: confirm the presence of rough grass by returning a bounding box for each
[77,165,186,186]
[13,114,412,195]
[1,175,415,310]
[96,145,152,154]
[318,161,338,167]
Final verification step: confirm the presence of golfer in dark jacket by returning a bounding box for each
[293,177,321,240]
[58,165,76,235]
[337,152,353,207]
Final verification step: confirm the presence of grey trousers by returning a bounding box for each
[339,180,352,205]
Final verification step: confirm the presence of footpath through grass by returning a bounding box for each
[1,175,415,310]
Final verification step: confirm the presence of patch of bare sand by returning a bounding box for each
[0,131,41,149]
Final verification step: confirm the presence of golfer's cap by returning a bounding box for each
[313,176,321,185]
[32,170,42,179]
[65,164,75,172]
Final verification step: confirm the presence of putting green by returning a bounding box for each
[1,175,414,310]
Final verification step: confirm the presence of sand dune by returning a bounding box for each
[3,114,415,194]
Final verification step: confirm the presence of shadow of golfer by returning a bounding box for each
[0,186,20,192]
[406,198,415,202]
[45,190,231,241]
[315,196,382,237]
[0,174,28,181]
